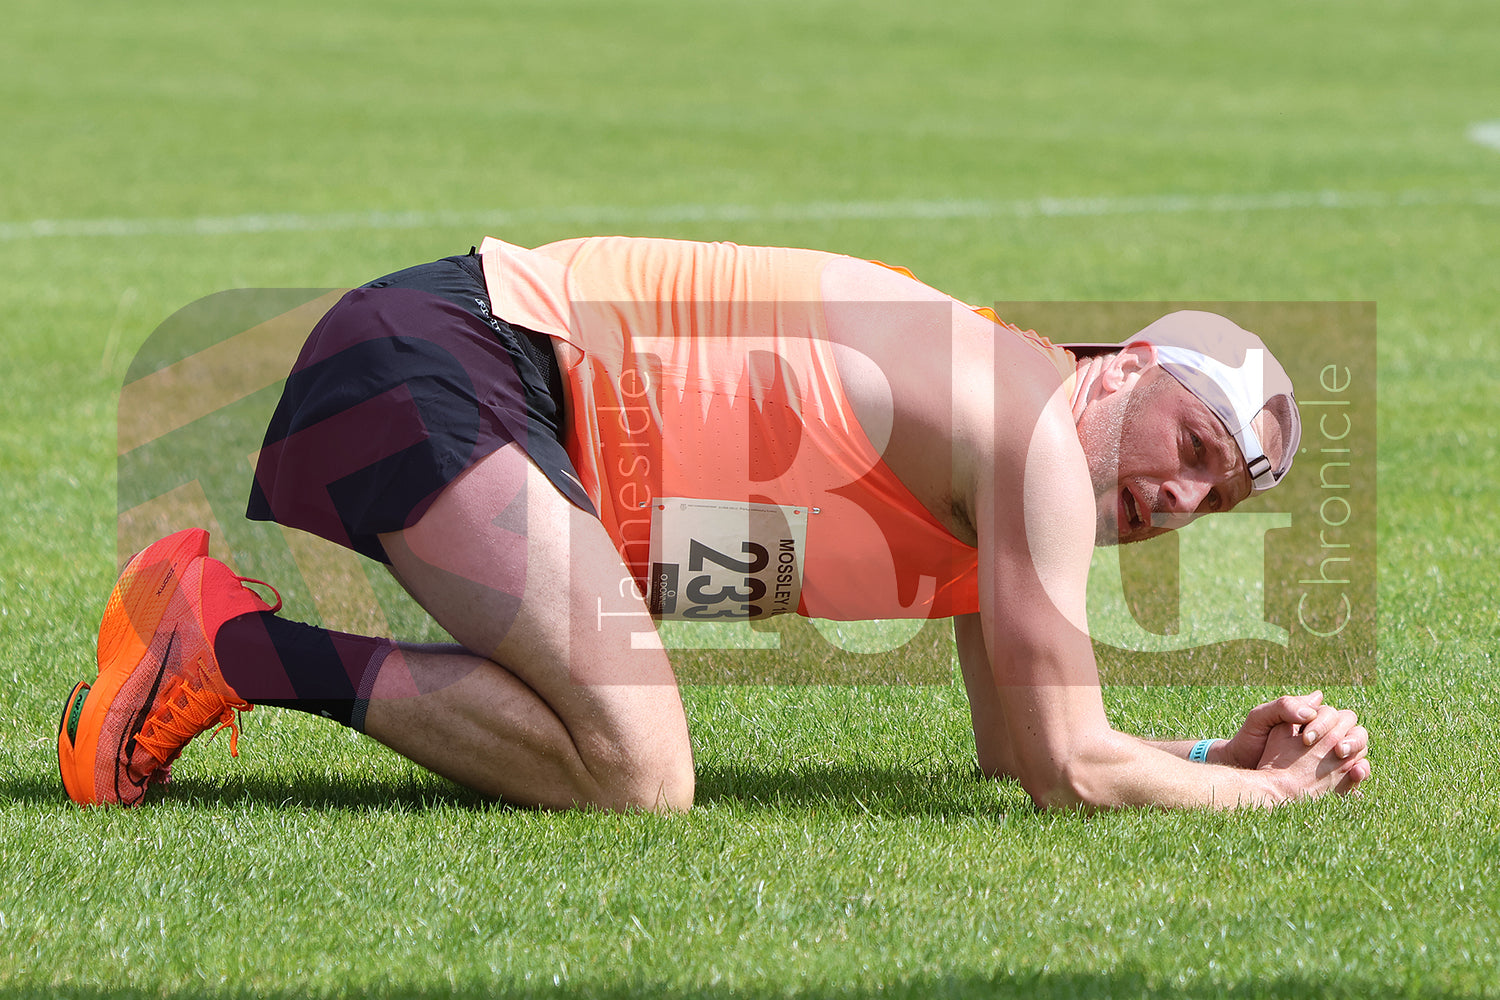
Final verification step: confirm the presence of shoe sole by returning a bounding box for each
[56,680,91,803]
[57,528,209,805]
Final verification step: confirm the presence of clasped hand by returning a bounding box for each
[1220,690,1371,800]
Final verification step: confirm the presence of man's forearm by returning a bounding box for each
[1142,737,1230,766]
[1041,731,1285,811]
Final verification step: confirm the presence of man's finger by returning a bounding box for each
[1304,707,1360,748]
[1300,703,1358,745]
[1335,725,1369,759]
[1243,692,1317,734]
[1290,690,1324,718]
[1336,758,1372,794]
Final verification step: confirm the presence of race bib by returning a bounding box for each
[647,499,809,620]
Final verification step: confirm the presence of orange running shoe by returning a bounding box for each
[57,529,280,806]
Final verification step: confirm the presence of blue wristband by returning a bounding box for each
[1189,739,1215,763]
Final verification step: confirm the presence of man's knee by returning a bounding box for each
[623,767,695,814]
[603,747,695,813]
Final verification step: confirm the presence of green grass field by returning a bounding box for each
[3,0,1499,996]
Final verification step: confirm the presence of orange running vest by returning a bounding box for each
[478,236,1071,621]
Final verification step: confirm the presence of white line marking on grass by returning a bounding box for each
[1470,121,1500,152]
[3,188,1498,241]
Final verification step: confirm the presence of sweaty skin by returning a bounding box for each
[819,255,1369,808]
[356,240,1368,813]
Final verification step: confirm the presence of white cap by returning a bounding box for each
[1065,311,1301,493]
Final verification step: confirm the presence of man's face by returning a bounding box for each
[1078,367,1254,546]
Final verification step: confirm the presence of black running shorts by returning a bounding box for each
[247,251,595,563]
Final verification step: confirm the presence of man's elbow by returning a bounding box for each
[1018,769,1099,811]
[1015,741,1129,811]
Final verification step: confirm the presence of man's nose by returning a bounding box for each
[1160,476,1211,515]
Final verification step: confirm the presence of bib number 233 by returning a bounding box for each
[647,499,809,620]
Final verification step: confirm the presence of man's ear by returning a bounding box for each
[1098,342,1159,393]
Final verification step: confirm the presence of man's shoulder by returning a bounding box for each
[977,379,1096,631]
[935,356,1091,579]
[952,335,1076,460]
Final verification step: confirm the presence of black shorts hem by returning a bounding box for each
[246,254,594,563]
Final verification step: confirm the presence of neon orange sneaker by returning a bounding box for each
[57,529,280,806]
